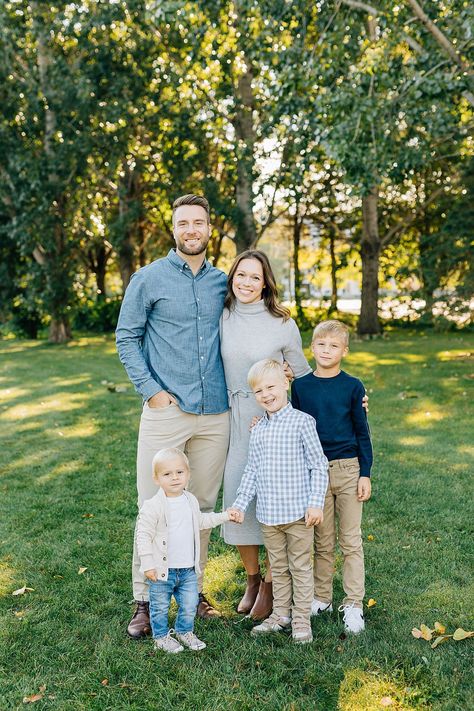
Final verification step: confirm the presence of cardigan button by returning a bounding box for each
[163,556,167,561]
[161,573,165,578]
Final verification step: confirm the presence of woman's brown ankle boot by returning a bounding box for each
[249,580,273,620]
[237,573,262,614]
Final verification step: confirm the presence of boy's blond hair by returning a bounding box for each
[152,447,189,479]
[247,358,287,390]
[312,320,350,347]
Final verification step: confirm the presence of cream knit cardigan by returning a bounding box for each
[136,488,229,580]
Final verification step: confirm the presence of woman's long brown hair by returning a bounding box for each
[224,250,290,321]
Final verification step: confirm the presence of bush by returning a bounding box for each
[73,296,122,333]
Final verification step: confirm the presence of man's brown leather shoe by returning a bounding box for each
[127,601,151,639]
[249,580,273,621]
[237,573,262,614]
[197,593,221,619]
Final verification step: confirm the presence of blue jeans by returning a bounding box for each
[149,567,199,638]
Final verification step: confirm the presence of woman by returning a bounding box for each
[221,250,312,619]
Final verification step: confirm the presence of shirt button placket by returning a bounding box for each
[194,280,205,413]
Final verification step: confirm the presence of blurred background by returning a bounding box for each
[1,0,472,342]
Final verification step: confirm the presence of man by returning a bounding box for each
[116,194,230,638]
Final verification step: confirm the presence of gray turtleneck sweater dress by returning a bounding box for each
[220,299,311,545]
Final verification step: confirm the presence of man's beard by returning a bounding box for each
[176,235,210,256]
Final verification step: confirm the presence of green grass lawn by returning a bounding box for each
[0,330,473,710]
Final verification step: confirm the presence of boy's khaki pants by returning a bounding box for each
[262,518,314,625]
[133,402,230,601]
[314,457,365,607]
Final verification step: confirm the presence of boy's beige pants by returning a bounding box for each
[133,402,230,601]
[262,518,314,625]
[314,457,365,607]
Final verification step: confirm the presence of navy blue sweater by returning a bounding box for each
[291,370,373,477]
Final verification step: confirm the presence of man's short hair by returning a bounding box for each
[312,320,350,347]
[172,194,210,222]
[247,358,286,390]
[152,447,189,477]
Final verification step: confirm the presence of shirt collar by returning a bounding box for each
[166,248,209,276]
[263,401,293,423]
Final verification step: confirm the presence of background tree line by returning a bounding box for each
[0,0,472,342]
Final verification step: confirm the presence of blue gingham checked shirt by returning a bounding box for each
[233,403,329,526]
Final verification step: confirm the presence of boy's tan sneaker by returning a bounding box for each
[292,621,313,644]
[175,631,206,651]
[251,613,291,636]
[153,630,184,654]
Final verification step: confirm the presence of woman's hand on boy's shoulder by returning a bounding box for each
[249,415,262,430]
[362,392,369,413]
[145,569,158,581]
[357,477,372,501]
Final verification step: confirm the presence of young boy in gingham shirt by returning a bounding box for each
[232,359,328,644]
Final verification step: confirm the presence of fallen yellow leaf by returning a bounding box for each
[23,693,43,704]
[78,567,88,575]
[431,635,451,649]
[367,534,374,541]
[380,698,394,707]
[14,610,25,619]
[12,586,34,597]
[434,621,446,634]
[101,679,109,686]
[453,628,474,641]
[367,598,376,608]
[411,627,422,639]
[420,623,433,641]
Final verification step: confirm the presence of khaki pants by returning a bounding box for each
[314,457,364,607]
[262,519,314,625]
[133,402,230,600]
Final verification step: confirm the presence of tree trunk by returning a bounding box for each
[329,226,338,313]
[293,207,311,330]
[49,317,72,343]
[358,186,382,335]
[232,29,257,253]
[117,161,139,291]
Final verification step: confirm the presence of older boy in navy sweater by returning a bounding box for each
[291,320,373,634]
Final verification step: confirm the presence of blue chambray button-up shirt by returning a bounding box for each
[116,249,229,415]
[233,403,329,526]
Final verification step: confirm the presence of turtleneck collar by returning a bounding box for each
[233,298,267,315]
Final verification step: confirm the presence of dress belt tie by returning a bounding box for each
[228,388,253,444]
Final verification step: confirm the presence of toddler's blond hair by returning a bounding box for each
[152,447,189,479]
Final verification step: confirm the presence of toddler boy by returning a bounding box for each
[291,320,373,634]
[232,359,328,644]
[136,447,241,653]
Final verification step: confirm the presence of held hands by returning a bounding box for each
[357,476,372,501]
[227,508,244,523]
[148,391,177,409]
[305,507,324,527]
[145,569,158,581]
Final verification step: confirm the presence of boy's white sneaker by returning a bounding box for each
[153,631,184,653]
[175,631,206,651]
[251,613,291,636]
[292,621,313,644]
[338,603,365,634]
[311,598,333,616]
